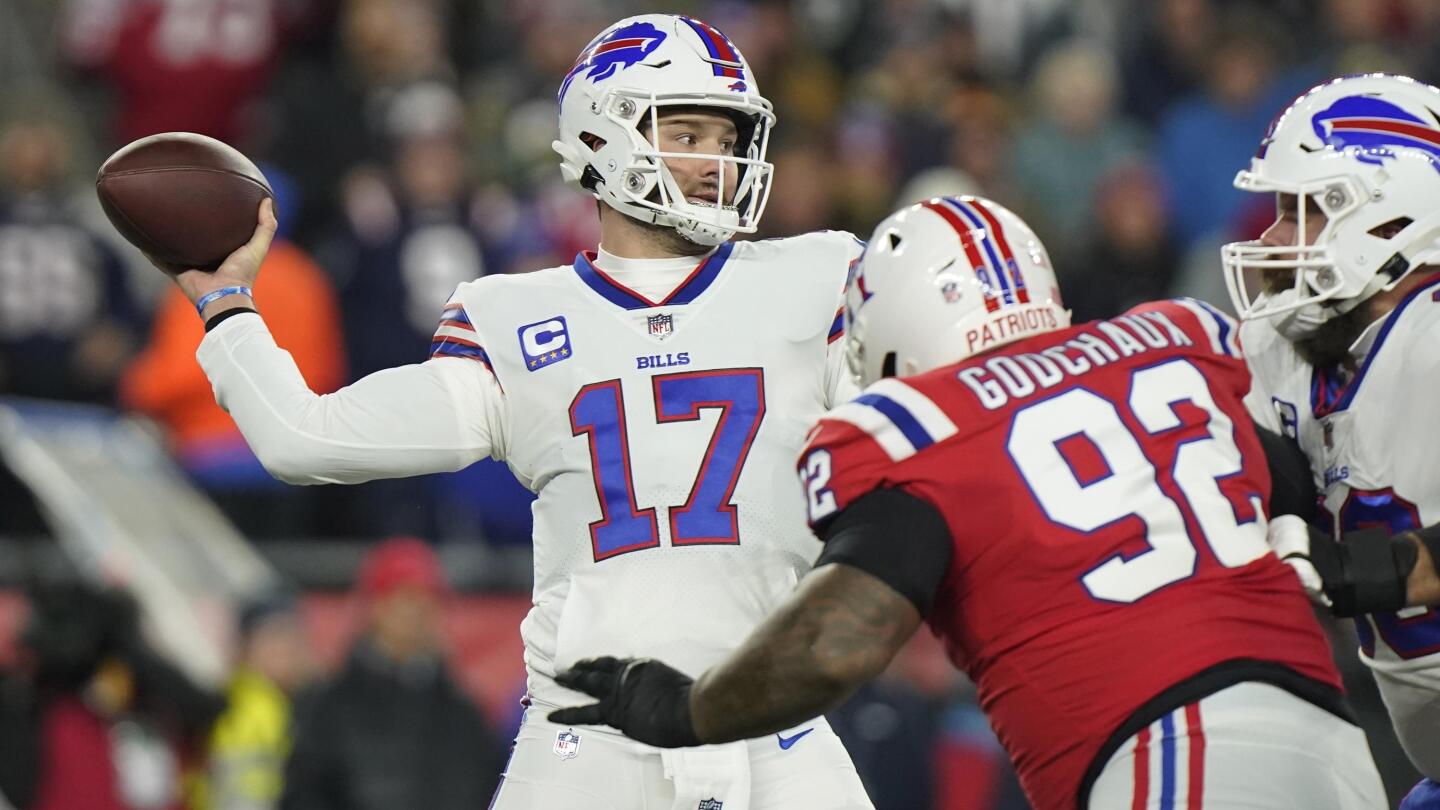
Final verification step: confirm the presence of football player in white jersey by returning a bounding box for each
[1222,73,1440,788]
[155,14,874,810]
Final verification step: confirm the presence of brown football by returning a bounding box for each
[96,132,273,274]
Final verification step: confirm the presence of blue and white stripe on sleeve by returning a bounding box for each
[826,379,958,462]
[1176,298,1240,357]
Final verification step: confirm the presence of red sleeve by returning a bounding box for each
[1124,298,1244,361]
[796,417,903,532]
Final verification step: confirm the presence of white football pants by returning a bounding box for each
[1088,682,1385,809]
[489,708,874,810]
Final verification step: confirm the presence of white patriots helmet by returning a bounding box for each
[846,196,1071,386]
[552,14,776,246]
[1223,73,1440,336]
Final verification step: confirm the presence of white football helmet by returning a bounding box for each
[1223,73,1440,336]
[847,196,1071,386]
[552,14,775,246]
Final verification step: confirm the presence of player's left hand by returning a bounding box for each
[549,657,702,748]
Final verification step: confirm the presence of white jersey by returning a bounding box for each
[197,230,861,712]
[1242,272,1440,775]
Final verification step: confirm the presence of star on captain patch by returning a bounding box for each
[647,312,674,339]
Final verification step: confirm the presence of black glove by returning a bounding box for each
[548,657,702,748]
[1270,515,1414,617]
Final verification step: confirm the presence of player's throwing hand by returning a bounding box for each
[173,199,277,317]
[550,657,702,748]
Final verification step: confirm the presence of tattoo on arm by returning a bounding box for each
[688,563,922,744]
[1406,534,1440,607]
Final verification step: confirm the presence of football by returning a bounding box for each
[96,132,273,274]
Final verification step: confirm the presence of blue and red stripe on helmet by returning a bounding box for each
[680,17,746,81]
[919,199,1002,312]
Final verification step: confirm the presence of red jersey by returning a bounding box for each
[64,0,287,144]
[798,299,1342,810]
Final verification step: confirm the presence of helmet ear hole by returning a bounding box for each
[887,231,903,250]
[579,132,607,152]
[1369,216,1413,239]
[880,352,898,379]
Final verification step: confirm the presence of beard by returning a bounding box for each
[1292,303,1376,371]
[633,213,712,255]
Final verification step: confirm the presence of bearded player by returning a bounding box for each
[1219,72,1440,804]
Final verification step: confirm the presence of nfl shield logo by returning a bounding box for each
[552,729,581,761]
[647,312,674,338]
[697,800,723,810]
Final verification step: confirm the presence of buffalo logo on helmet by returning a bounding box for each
[559,21,668,102]
[1310,95,1440,173]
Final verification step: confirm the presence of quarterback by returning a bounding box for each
[160,14,872,810]
[554,197,1386,810]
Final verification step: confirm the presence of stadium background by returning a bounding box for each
[0,0,1434,806]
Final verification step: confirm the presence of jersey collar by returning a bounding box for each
[572,243,734,310]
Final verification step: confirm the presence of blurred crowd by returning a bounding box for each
[0,539,508,810]
[1,0,1437,807]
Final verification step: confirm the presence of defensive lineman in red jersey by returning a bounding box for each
[804,296,1347,809]
[551,197,1385,809]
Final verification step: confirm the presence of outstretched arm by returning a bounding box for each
[692,561,920,742]
[163,202,502,484]
[550,488,950,746]
[548,563,920,747]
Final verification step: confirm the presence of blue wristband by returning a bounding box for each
[194,286,253,316]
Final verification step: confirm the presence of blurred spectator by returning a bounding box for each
[941,84,1020,207]
[314,81,496,539]
[119,232,345,539]
[0,581,222,810]
[60,0,306,146]
[831,677,942,810]
[0,110,143,403]
[1009,40,1145,260]
[193,591,316,810]
[760,143,842,238]
[1155,9,1317,248]
[1066,161,1180,322]
[1320,0,1417,77]
[266,0,455,245]
[323,81,486,378]
[281,538,504,810]
[1119,0,1217,125]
